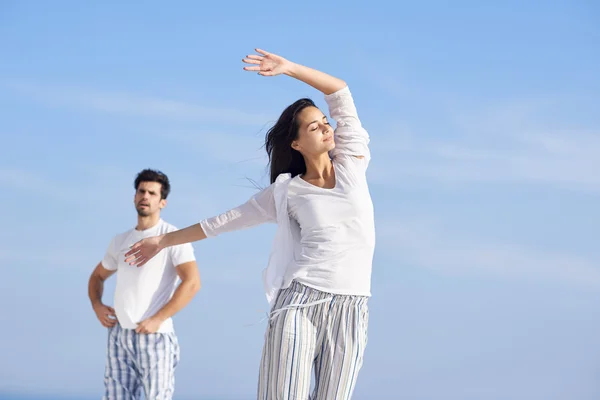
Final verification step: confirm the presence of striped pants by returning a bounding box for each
[103,323,180,400]
[258,280,369,400]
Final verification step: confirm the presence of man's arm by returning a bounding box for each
[88,262,117,328]
[135,261,201,334]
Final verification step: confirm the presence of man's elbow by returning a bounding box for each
[189,277,201,294]
[89,272,103,284]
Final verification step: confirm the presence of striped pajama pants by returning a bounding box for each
[258,280,369,400]
[103,323,180,400]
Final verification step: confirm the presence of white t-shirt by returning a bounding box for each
[102,219,196,333]
[286,154,375,295]
[200,86,375,298]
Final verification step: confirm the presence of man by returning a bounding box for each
[88,169,200,400]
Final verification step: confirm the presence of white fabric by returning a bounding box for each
[102,219,196,333]
[286,156,375,296]
[200,86,375,305]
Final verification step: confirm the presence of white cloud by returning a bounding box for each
[0,168,82,202]
[0,245,96,267]
[3,79,272,126]
[378,218,600,287]
[2,78,275,171]
[355,55,599,192]
[149,129,269,167]
[368,108,600,193]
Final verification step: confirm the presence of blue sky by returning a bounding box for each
[1,1,599,399]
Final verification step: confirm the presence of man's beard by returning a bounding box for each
[136,206,151,216]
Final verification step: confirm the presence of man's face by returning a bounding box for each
[134,181,166,217]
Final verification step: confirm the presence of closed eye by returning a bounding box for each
[310,121,330,131]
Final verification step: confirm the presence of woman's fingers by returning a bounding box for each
[131,256,144,266]
[243,66,261,72]
[126,251,144,265]
[243,58,261,65]
[135,257,149,267]
[124,251,138,263]
[124,242,141,258]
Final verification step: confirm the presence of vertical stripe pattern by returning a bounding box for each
[103,324,180,400]
[257,280,369,400]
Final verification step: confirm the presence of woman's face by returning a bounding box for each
[291,106,335,157]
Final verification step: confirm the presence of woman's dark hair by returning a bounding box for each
[134,169,171,199]
[265,98,316,184]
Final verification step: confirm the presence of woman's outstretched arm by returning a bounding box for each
[125,184,277,267]
[127,224,207,264]
[243,48,346,95]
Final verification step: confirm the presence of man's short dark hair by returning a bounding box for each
[134,169,171,200]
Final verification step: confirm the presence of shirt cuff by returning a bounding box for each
[324,85,351,102]
[199,219,217,238]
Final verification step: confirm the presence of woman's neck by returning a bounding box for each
[303,153,333,180]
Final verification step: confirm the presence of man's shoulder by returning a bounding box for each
[157,219,179,233]
[109,227,135,245]
[157,220,191,248]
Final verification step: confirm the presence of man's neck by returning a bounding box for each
[136,214,161,231]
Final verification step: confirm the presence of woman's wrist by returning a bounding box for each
[158,233,169,249]
[285,61,301,78]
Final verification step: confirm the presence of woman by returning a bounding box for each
[125,48,375,400]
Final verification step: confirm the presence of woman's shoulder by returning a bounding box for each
[274,173,293,184]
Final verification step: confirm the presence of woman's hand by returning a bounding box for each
[124,235,164,267]
[243,48,294,77]
[242,48,345,95]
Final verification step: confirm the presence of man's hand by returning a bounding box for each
[135,316,164,334]
[93,303,117,328]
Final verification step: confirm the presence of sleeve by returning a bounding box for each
[101,237,118,271]
[169,242,196,268]
[199,183,277,238]
[325,86,371,166]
